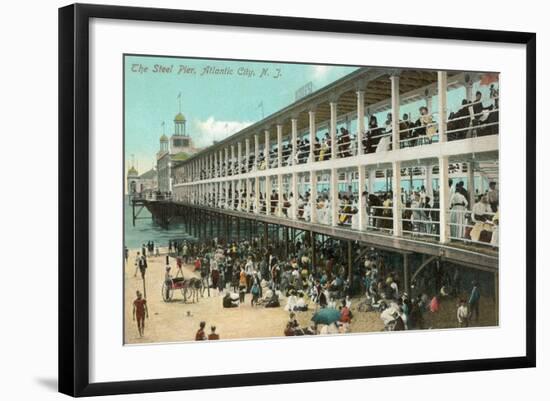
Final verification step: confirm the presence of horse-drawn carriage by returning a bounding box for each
[162,276,202,303]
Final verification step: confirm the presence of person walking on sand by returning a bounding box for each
[132,290,148,337]
[133,251,141,277]
[124,246,129,265]
[138,254,148,280]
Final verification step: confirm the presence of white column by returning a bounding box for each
[254,134,259,170]
[308,110,316,163]
[358,165,366,230]
[392,161,402,236]
[264,129,270,170]
[390,74,400,151]
[230,181,235,209]
[245,138,250,172]
[224,147,229,177]
[213,152,217,178]
[331,168,339,226]
[254,177,260,214]
[277,174,283,216]
[310,171,317,223]
[265,176,272,216]
[226,180,230,209]
[230,145,235,175]
[277,124,283,168]
[357,90,365,156]
[439,156,450,243]
[438,71,448,143]
[168,162,172,192]
[237,142,242,175]
[246,178,251,211]
[291,118,298,165]
[330,101,338,158]
[291,172,298,220]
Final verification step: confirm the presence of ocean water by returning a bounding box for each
[124,196,194,249]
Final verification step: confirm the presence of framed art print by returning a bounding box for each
[58,3,536,397]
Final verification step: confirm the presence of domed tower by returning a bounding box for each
[174,112,187,136]
[127,165,139,194]
[171,111,191,152]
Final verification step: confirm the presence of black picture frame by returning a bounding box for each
[59,3,536,397]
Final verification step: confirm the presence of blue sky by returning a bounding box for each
[124,55,357,173]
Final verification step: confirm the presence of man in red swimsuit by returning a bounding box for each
[132,290,148,337]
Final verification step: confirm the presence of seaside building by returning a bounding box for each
[126,165,158,196]
[156,109,200,193]
[126,165,139,195]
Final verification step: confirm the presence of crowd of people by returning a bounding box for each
[161,234,490,339]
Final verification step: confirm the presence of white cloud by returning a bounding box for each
[311,65,334,81]
[192,117,254,147]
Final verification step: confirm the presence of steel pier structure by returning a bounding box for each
[142,66,500,308]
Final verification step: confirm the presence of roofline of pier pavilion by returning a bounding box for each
[182,66,481,162]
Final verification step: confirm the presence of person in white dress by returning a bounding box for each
[449,189,469,239]
[287,194,295,220]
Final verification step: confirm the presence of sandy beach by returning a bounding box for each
[124,249,497,345]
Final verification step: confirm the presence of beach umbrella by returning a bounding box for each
[311,308,341,325]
